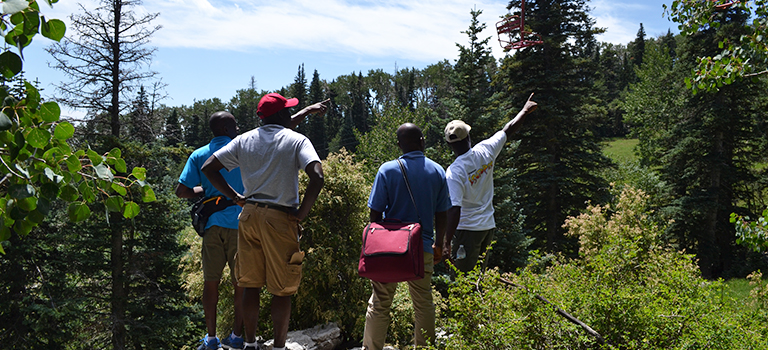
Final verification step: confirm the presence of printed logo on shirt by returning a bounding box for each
[468,161,493,185]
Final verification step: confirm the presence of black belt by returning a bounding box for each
[246,200,293,214]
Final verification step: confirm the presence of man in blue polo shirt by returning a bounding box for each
[363,123,451,350]
[176,111,245,350]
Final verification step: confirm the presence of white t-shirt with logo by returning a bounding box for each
[214,124,320,208]
[446,131,506,231]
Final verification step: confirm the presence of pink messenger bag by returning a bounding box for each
[358,159,425,283]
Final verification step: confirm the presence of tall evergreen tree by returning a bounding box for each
[338,112,358,153]
[453,8,496,136]
[394,67,416,110]
[126,85,162,144]
[629,23,646,68]
[325,80,343,147]
[228,76,261,131]
[307,69,328,158]
[164,108,183,146]
[350,72,371,133]
[495,0,612,254]
[291,64,309,134]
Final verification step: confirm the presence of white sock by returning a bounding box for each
[273,347,285,350]
[244,342,258,348]
[207,334,217,341]
[231,332,242,339]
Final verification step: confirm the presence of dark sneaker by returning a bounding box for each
[198,336,223,350]
[221,333,244,350]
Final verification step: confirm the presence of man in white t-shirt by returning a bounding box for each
[443,94,537,273]
[201,93,328,350]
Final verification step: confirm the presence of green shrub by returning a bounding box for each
[439,186,766,349]
[294,149,372,342]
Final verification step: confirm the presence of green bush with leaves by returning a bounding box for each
[294,149,372,342]
[439,186,766,349]
[0,0,151,252]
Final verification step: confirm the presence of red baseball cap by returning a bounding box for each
[257,93,299,119]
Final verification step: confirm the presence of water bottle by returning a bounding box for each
[456,245,466,260]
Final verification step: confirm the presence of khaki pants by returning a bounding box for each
[362,253,434,350]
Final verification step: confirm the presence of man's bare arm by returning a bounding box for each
[502,93,538,139]
[294,161,324,221]
[289,99,330,129]
[201,155,246,206]
[443,206,461,258]
[433,210,448,263]
[370,209,383,223]
[175,183,203,199]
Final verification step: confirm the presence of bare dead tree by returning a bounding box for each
[46,0,161,138]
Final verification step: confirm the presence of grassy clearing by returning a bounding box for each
[603,138,639,161]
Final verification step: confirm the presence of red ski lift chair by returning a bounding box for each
[496,0,543,51]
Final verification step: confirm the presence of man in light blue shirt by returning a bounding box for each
[177,111,245,350]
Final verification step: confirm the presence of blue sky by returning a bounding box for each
[23,0,679,118]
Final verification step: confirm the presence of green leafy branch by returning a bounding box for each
[0,0,153,253]
[731,209,768,254]
[665,0,768,93]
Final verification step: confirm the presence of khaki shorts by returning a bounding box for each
[202,225,239,282]
[236,203,303,296]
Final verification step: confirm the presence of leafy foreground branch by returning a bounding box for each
[0,0,153,251]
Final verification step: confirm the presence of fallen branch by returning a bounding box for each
[498,277,608,346]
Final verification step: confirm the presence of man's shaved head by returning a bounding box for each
[396,123,425,154]
[209,111,237,137]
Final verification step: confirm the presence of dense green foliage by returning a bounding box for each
[624,17,768,278]
[665,0,768,93]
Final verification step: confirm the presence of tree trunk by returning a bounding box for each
[110,0,122,137]
[545,124,560,252]
[111,218,126,350]
[700,130,723,278]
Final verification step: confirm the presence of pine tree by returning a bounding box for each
[350,72,371,134]
[229,76,261,132]
[291,64,308,134]
[629,23,646,68]
[453,8,496,137]
[495,0,612,254]
[394,67,416,110]
[164,108,183,146]
[307,69,328,158]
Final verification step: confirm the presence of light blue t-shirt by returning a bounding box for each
[178,136,244,230]
[368,151,452,254]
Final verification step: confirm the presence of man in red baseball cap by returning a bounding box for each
[202,93,328,350]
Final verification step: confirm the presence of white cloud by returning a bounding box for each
[590,0,675,44]
[151,0,510,62]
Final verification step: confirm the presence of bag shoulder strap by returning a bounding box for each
[396,158,422,223]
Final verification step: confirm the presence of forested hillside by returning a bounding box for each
[1,0,767,349]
